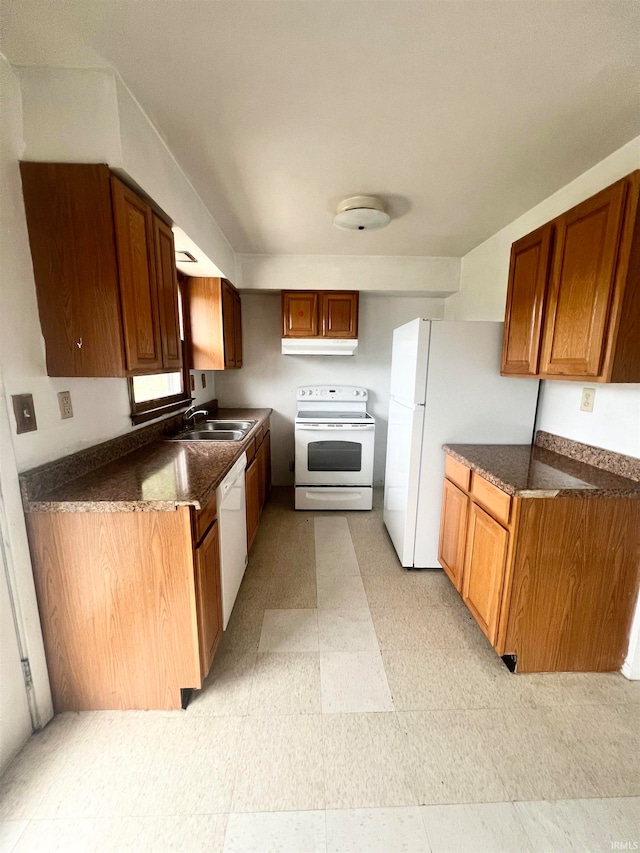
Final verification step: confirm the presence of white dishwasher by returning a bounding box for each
[216,452,248,629]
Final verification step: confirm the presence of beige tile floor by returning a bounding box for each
[1,487,638,852]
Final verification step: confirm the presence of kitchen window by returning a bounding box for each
[128,279,193,424]
[128,370,192,425]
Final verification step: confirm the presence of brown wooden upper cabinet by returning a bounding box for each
[282,291,358,339]
[501,170,640,382]
[184,277,243,370]
[20,162,182,377]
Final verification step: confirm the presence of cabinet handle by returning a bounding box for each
[76,337,83,349]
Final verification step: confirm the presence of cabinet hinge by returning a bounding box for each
[21,657,33,690]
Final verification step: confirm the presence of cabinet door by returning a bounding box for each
[111,177,163,372]
[221,280,237,368]
[233,291,243,368]
[245,459,260,550]
[262,431,271,505]
[501,224,553,375]
[322,292,359,338]
[194,519,222,679]
[462,504,509,645]
[256,432,271,511]
[438,479,469,593]
[282,292,319,337]
[153,214,183,369]
[539,181,626,377]
[20,163,126,377]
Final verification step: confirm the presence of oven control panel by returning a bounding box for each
[297,386,368,401]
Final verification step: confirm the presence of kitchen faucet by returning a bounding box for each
[183,405,209,427]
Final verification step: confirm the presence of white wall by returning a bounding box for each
[446,136,640,677]
[18,66,122,164]
[537,382,640,459]
[215,292,445,485]
[237,253,460,296]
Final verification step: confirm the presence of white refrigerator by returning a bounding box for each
[383,319,539,568]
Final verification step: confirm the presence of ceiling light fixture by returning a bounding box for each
[333,195,390,231]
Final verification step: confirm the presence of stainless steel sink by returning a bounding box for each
[168,429,245,442]
[167,419,256,442]
[202,420,255,431]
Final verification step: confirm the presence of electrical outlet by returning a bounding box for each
[190,374,196,392]
[580,387,595,412]
[12,394,37,434]
[58,390,74,419]
[201,373,206,389]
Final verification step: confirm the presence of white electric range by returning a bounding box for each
[294,385,375,511]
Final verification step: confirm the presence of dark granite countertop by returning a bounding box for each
[442,443,640,498]
[26,408,272,512]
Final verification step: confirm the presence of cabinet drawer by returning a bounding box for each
[254,424,265,447]
[193,490,217,544]
[471,474,511,526]
[445,455,471,492]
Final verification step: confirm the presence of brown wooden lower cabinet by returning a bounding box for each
[245,457,260,550]
[246,425,272,550]
[194,519,223,679]
[258,429,272,510]
[437,478,468,592]
[462,504,509,646]
[27,504,223,711]
[438,455,639,672]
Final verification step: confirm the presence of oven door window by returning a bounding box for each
[308,440,362,472]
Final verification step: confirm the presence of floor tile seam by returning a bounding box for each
[417,799,532,851]
[391,709,423,809]
[227,714,263,816]
[314,534,367,620]
[313,517,372,622]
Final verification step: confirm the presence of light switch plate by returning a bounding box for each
[580,387,595,412]
[201,373,206,389]
[58,390,74,419]
[12,393,37,434]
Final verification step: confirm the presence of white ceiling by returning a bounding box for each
[2,1,639,257]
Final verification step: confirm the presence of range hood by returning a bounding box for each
[281,338,358,356]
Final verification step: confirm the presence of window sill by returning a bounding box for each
[130,396,193,426]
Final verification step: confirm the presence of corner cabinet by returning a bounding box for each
[184,277,243,370]
[438,454,639,672]
[501,170,640,382]
[20,163,182,377]
[282,291,358,339]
